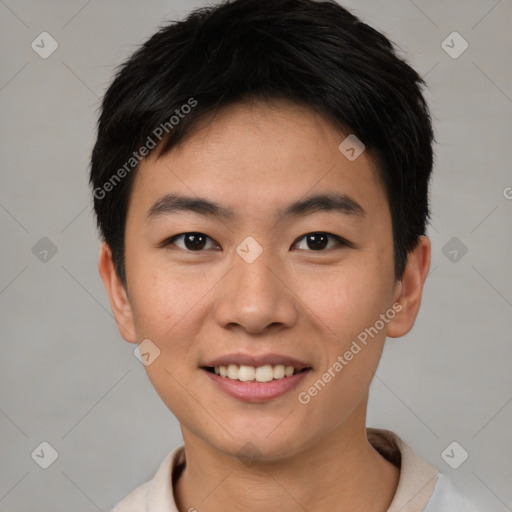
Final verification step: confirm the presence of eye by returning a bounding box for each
[163,232,220,251]
[291,232,349,251]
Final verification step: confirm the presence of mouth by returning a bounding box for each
[200,354,312,403]
[202,364,311,382]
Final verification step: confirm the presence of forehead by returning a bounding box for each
[127,99,388,225]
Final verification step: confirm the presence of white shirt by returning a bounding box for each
[112,428,479,511]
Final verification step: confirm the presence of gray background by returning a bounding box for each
[1,0,511,510]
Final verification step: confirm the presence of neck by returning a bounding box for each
[174,416,399,512]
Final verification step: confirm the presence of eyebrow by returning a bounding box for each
[146,192,366,222]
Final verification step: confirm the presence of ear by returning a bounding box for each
[387,235,431,338]
[98,242,137,343]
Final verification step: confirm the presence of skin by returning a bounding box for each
[99,99,431,512]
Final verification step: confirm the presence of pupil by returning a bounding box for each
[185,233,206,250]
[308,233,327,250]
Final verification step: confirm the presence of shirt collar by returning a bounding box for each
[367,428,439,512]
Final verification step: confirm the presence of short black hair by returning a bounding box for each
[90,0,435,286]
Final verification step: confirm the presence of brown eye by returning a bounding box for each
[292,232,347,251]
[164,232,219,251]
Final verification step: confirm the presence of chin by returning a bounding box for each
[205,425,311,464]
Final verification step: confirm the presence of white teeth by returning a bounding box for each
[255,365,274,382]
[227,364,239,379]
[213,364,300,382]
[273,365,285,379]
[238,365,255,381]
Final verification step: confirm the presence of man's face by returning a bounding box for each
[117,100,403,459]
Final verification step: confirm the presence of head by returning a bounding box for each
[91,0,433,460]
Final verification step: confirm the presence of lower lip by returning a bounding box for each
[201,368,311,403]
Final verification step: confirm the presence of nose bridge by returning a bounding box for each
[214,238,297,332]
[236,245,278,299]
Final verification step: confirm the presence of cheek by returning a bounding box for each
[127,265,207,409]
[299,264,391,340]
[126,256,207,337]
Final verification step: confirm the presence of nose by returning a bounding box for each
[214,245,298,334]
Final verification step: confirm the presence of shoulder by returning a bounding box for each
[424,473,481,512]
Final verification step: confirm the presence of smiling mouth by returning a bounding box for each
[202,364,311,383]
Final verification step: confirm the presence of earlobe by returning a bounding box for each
[387,236,431,338]
[97,243,137,343]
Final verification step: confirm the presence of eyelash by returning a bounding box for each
[161,232,351,252]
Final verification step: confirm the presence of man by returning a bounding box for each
[90,1,478,510]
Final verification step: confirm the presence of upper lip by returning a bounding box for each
[202,352,311,370]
